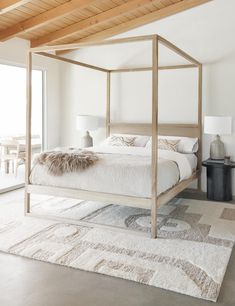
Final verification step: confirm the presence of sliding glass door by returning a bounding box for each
[0,63,44,193]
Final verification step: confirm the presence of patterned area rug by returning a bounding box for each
[0,196,235,302]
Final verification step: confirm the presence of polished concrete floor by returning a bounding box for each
[0,165,24,194]
[0,249,234,306]
[0,189,234,306]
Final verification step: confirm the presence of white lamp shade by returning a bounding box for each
[76,115,99,131]
[204,116,232,135]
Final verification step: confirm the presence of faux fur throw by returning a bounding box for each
[35,150,99,176]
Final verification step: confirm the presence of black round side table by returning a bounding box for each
[202,159,235,201]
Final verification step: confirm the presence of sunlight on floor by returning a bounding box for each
[0,188,51,219]
[0,165,25,193]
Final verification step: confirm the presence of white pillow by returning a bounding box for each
[145,136,198,153]
[101,134,150,147]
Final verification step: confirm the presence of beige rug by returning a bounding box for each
[0,196,235,302]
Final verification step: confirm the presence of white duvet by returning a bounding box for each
[30,146,197,198]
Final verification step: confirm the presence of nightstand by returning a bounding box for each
[202,159,235,201]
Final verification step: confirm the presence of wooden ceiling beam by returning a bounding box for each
[57,0,211,55]
[0,0,30,14]
[0,0,95,41]
[31,0,164,48]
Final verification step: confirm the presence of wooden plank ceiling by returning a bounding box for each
[0,0,211,51]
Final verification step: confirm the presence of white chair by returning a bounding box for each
[0,139,26,176]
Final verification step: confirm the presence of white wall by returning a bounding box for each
[59,0,235,195]
[0,38,61,149]
[60,65,198,148]
[201,57,235,192]
[110,68,198,124]
[60,63,107,147]
[60,46,198,147]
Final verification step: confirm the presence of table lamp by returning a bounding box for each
[204,116,232,160]
[76,115,99,148]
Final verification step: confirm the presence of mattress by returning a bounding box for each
[30,146,197,198]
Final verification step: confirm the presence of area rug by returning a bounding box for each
[0,196,235,302]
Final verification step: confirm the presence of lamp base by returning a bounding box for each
[81,131,93,148]
[210,135,225,160]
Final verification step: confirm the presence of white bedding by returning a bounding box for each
[30,146,197,198]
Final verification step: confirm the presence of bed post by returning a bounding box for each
[151,35,159,239]
[106,71,111,137]
[197,64,202,191]
[25,51,32,215]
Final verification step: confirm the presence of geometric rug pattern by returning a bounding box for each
[0,196,234,302]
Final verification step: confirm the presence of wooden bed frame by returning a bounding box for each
[25,34,202,238]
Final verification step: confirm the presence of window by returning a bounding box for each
[0,64,43,139]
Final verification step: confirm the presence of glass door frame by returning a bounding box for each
[0,60,46,192]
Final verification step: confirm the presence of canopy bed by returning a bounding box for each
[25,34,202,238]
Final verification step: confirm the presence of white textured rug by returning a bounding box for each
[0,195,235,302]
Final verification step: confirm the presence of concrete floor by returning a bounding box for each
[0,246,234,306]
[0,165,24,194]
[0,189,234,306]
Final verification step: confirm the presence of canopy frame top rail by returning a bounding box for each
[29,34,201,72]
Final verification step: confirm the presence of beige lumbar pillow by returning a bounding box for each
[158,139,180,151]
[107,135,136,146]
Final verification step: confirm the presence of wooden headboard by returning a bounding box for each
[109,123,201,138]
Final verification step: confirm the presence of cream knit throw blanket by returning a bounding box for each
[35,150,99,176]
